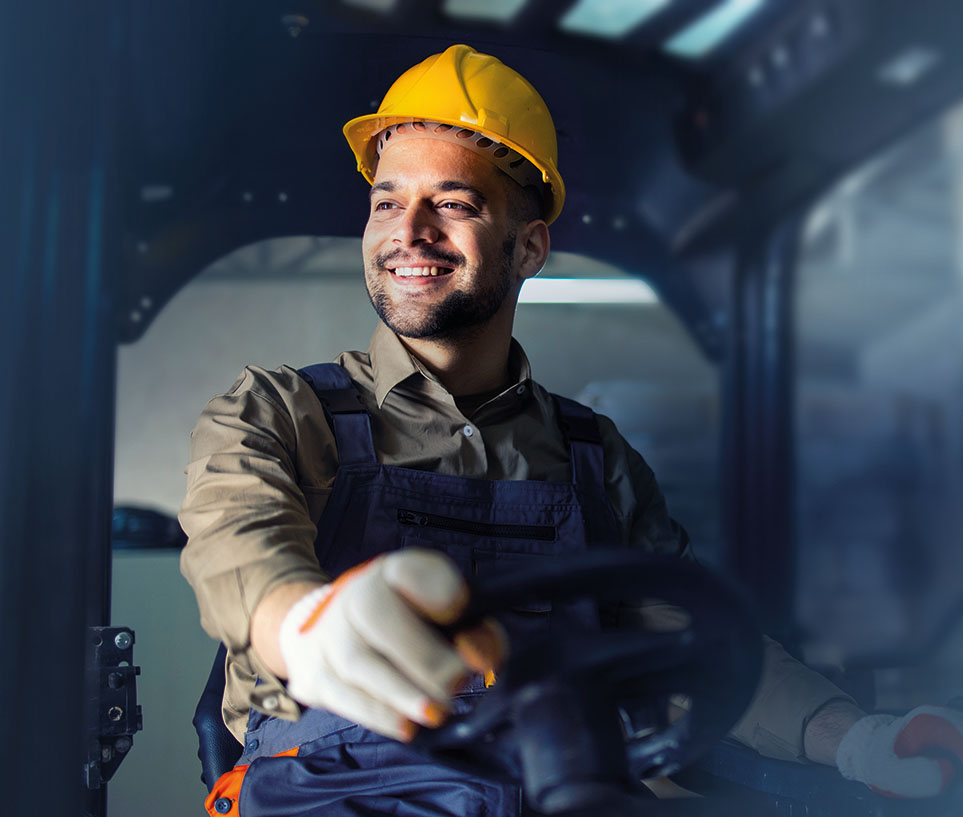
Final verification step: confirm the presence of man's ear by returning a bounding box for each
[516,220,550,281]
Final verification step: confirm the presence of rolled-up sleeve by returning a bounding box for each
[729,637,855,761]
[179,366,337,730]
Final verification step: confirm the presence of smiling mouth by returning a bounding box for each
[389,266,454,278]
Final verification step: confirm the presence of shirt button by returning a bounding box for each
[515,385,526,395]
[261,694,279,711]
[214,798,233,814]
[463,424,474,438]
[245,739,259,753]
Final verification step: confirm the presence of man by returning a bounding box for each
[181,44,963,816]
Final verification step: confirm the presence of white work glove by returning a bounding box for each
[837,705,963,797]
[278,549,505,742]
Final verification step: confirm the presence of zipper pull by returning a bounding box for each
[397,509,428,526]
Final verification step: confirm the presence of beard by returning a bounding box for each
[366,234,517,341]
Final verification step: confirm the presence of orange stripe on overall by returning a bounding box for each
[204,746,299,817]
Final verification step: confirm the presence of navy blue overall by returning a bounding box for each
[235,363,623,817]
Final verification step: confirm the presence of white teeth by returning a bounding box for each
[393,266,446,277]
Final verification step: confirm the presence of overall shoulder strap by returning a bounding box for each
[553,393,622,548]
[552,394,607,492]
[297,363,377,465]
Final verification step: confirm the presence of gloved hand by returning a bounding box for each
[836,705,963,797]
[278,549,505,742]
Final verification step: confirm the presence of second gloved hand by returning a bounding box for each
[278,549,504,741]
[837,705,963,797]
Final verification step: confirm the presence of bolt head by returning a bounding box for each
[114,631,132,650]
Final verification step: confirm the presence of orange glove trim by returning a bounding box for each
[299,560,376,635]
[892,712,963,794]
[894,712,963,760]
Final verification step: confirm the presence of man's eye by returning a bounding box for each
[373,201,396,211]
[440,201,473,212]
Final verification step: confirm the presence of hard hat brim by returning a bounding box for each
[343,112,565,224]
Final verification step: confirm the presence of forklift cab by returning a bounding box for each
[3,1,963,815]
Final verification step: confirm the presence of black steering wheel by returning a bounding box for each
[411,550,763,815]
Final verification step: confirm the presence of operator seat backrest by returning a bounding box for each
[193,644,242,792]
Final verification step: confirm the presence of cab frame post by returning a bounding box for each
[722,216,802,646]
[0,2,126,814]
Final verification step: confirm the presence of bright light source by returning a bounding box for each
[877,46,941,88]
[519,278,659,304]
[559,0,670,39]
[444,0,527,23]
[342,0,397,12]
[663,0,764,59]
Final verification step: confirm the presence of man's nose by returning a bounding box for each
[392,202,440,246]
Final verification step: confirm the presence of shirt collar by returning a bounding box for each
[369,323,426,408]
[509,337,532,386]
[368,321,534,408]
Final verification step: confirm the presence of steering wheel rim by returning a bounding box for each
[411,550,763,814]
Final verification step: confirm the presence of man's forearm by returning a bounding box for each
[803,699,866,765]
[250,580,326,678]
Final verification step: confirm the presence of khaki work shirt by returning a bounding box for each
[180,322,851,760]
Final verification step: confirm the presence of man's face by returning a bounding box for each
[362,137,522,341]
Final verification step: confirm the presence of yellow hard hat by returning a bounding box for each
[343,44,565,224]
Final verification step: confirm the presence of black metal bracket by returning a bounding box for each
[84,626,143,789]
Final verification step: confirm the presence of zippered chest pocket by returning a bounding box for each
[397,507,559,617]
[397,508,556,542]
